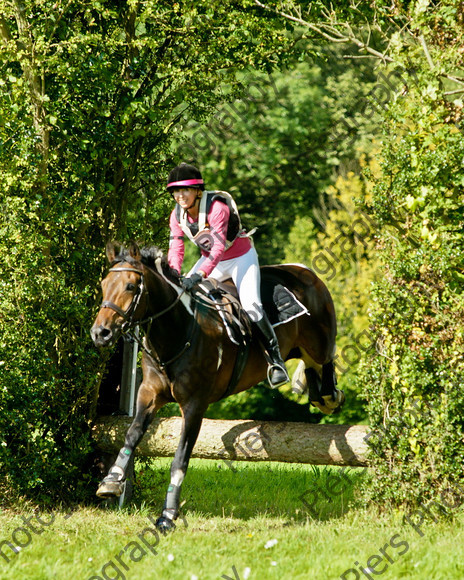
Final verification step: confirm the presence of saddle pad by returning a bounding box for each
[271,284,308,327]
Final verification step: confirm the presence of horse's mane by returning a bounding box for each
[140,246,166,268]
[111,244,181,284]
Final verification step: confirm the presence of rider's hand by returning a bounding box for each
[181,272,203,291]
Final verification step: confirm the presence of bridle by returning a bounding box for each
[100,267,147,333]
[100,267,140,326]
[98,264,193,369]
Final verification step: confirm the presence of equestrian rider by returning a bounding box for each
[167,162,290,389]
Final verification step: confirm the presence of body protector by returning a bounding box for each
[175,191,246,252]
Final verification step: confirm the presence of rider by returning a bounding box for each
[167,162,290,389]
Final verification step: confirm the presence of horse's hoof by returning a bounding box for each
[96,480,124,498]
[310,389,345,415]
[331,389,346,414]
[155,516,176,534]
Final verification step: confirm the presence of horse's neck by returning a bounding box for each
[144,269,193,347]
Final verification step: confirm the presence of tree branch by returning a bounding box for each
[444,75,464,87]
[443,88,464,96]
[419,34,434,69]
[12,0,50,175]
[0,16,12,44]
[47,0,74,45]
[253,0,394,63]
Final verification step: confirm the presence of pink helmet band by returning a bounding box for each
[167,178,204,188]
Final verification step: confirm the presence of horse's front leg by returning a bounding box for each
[155,401,206,533]
[96,383,165,499]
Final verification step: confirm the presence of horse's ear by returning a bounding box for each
[106,241,117,263]
[128,241,141,261]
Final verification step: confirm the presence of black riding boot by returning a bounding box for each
[254,315,290,388]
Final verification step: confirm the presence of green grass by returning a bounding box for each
[0,459,463,579]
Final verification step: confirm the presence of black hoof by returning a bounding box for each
[155,516,176,533]
[333,389,345,413]
[331,395,345,414]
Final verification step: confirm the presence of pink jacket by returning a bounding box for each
[168,200,251,277]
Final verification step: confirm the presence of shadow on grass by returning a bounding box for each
[128,458,369,524]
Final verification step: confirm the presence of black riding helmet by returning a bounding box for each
[167,162,205,192]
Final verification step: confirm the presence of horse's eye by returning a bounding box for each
[126,283,136,292]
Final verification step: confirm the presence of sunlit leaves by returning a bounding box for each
[0,0,291,500]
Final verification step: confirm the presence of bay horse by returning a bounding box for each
[90,241,343,531]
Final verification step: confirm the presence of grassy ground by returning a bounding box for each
[0,458,463,580]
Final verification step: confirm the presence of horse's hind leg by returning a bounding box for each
[155,399,207,533]
[295,350,344,415]
[318,360,345,413]
[96,384,165,499]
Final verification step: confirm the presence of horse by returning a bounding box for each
[90,241,344,531]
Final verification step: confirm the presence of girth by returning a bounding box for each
[192,279,251,399]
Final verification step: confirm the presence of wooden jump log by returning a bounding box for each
[93,417,370,467]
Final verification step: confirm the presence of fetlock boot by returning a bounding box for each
[254,315,290,388]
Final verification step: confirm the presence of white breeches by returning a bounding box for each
[188,247,264,322]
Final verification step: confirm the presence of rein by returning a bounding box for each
[99,265,192,369]
[191,291,236,311]
[138,290,186,325]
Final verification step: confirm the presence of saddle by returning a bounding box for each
[194,278,251,346]
[192,276,308,398]
[194,276,308,340]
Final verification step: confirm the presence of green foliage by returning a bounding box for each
[253,0,464,509]
[0,0,291,502]
[285,166,380,425]
[166,41,382,423]
[251,0,464,506]
[2,0,463,512]
[205,384,320,423]
[2,462,464,579]
[159,382,320,423]
[355,3,464,508]
[0,209,101,502]
[173,44,380,264]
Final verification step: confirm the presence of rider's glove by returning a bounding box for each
[181,272,203,291]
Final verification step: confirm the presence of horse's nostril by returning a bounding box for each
[91,325,113,346]
[100,328,111,340]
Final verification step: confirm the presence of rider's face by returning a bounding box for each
[172,187,199,210]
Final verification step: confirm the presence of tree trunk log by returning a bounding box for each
[93,416,369,467]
